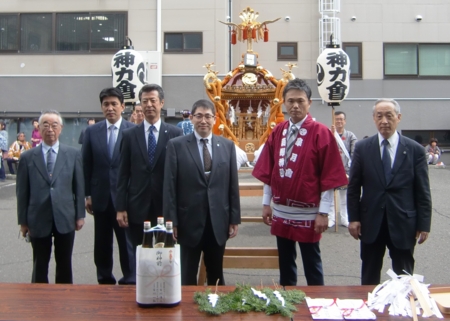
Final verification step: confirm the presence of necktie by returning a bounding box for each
[286,126,298,161]
[47,148,55,177]
[201,138,212,180]
[148,125,156,166]
[382,139,392,184]
[108,125,116,159]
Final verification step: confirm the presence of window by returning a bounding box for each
[402,130,450,147]
[0,14,18,51]
[277,42,297,61]
[164,32,202,53]
[384,43,450,77]
[343,42,362,79]
[0,12,127,53]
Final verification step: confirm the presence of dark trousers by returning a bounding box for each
[30,224,75,284]
[276,236,324,286]
[0,158,5,180]
[7,158,17,174]
[94,198,135,284]
[180,215,226,286]
[360,214,415,285]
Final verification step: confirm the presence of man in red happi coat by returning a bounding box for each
[253,78,348,286]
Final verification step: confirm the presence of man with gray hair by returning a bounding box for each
[17,110,85,283]
[347,99,431,285]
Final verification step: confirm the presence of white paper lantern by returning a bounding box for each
[317,46,350,105]
[111,48,146,103]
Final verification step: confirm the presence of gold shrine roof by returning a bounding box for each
[221,69,276,100]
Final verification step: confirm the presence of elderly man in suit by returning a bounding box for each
[347,99,432,285]
[17,110,85,283]
[82,88,135,285]
[116,84,183,251]
[164,99,241,285]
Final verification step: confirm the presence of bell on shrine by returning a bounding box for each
[111,36,147,104]
[316,36,350,105]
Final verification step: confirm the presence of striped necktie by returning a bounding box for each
[286,126,298,161]
[201,138,212,180]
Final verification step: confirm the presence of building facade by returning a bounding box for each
[1,0,449,147]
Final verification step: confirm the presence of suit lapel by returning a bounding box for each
[391,134,407,181]
[135,123,149,168]
[112,120,127,162]
[95,120,110,161]
[209,135,222,182]
[152,122,168,170]
[369,135,386,186]
[186,133,205,179]
[32,145,50,183]
[51,144,67,182]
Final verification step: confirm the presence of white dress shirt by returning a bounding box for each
[378,131,399,168]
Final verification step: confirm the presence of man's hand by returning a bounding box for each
[85,198,93,215]
[314,214,328,234]
[262,205,273,226]
[75,219,84,231]
[117,211,128,227]
[416,231,429,244]
[348,221,361,240]
[20,224,29,238]
[229,224,239,238]
[330,124,336,134]
[173,227,178,241]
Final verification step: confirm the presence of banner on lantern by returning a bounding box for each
[111,49,146,103]
[136,245,181,306]
[317,47,350,104]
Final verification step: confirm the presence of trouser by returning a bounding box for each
[30,224,75,284]
[180,215,226,286]
[93,197,135,285]
[276,236,324,286]
[360,214,415,285]
[328,189,349,225]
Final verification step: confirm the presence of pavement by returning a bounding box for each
[1,166,449,286]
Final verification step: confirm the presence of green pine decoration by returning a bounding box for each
[194,283,306,318]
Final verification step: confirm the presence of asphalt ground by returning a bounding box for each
[0,166,449,287]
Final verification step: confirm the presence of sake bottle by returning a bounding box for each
[153,216,166,248]
[141,221,153,248]
[165,221,175,248]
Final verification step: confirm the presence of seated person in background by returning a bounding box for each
[7,132,31,174]
[425,138,441,165]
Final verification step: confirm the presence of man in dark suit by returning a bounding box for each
[17,110,85,283]
[82,88,135,285]
[116,84,183,250]
[347,98,432,285]
[163,99,241,285]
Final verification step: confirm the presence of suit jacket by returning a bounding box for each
[82,119,134,212]
[16,144,85,238]
[347,133,432,250]
[116,121,183,224]
[163,133,241,247]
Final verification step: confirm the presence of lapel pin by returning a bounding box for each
[165,130,167,133]
[403,151,406,154]
[217,143,220,147]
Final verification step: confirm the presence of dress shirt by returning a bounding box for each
[194,131,213,168]
[144,118,161,149]
[41,141,60,166]
[378,131,399,168]
[106,117,123,142]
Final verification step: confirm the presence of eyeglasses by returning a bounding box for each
[192,114,215,121]
[41,123,60,130]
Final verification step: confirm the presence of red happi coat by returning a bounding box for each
[253,115,348,242]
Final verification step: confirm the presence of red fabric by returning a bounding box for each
[271,216,321,243]
[253,115,348,208]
